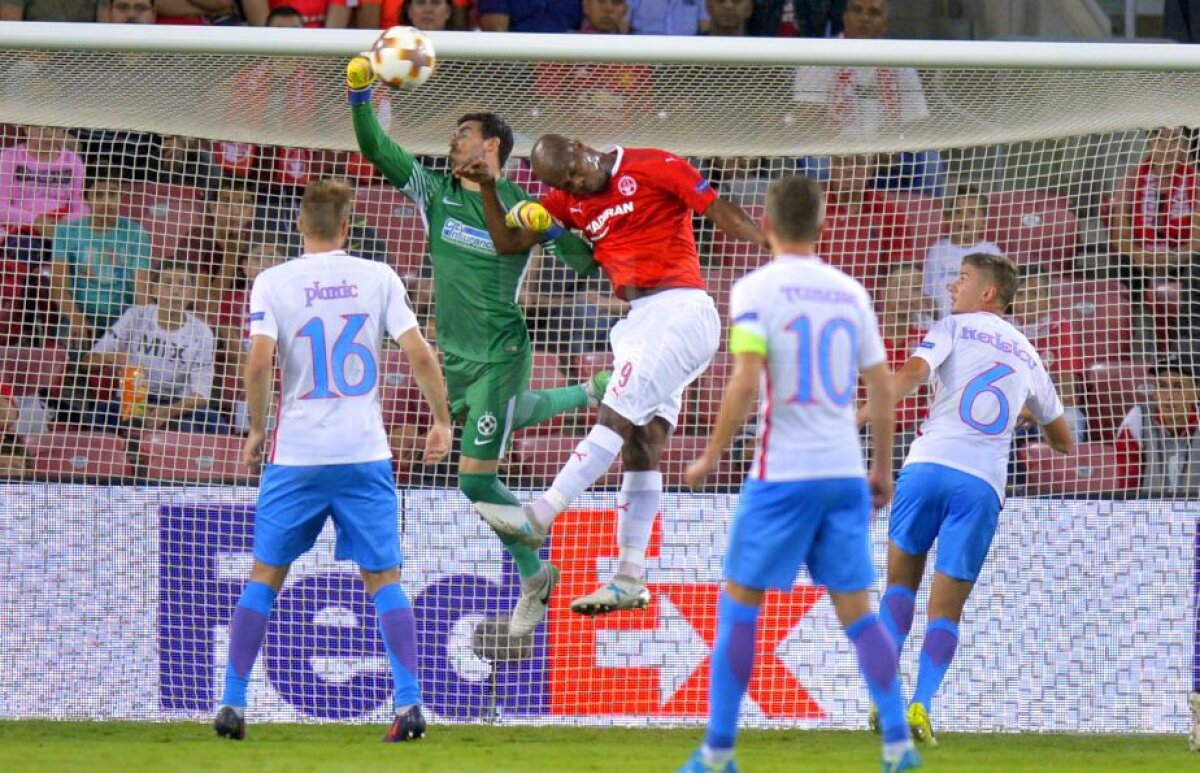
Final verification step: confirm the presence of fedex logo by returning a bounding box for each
[304,280,359,307]
[158,502,822,721]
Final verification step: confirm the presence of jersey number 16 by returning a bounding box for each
[297,314,377,400]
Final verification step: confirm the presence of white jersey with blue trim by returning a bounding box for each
[248,249,418,466]
[906,311,1064,499]
[730,255,886,482]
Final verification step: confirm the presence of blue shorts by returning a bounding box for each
[888,462,1001,582]
[253,460,402,572]
[724,477,875,593]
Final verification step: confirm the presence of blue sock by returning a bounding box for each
[878,585,916,660]
[912,618,959,713]
[846,612,910,744]
[221,581,277,709]
[703,592,760,753]
[373,584,421,709]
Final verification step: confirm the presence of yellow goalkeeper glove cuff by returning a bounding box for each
[505,201,563,239]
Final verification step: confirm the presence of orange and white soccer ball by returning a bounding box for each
[369,26,436,89]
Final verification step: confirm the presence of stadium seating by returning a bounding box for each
[0,346,67,396]
[1019,441,1125,496]
[379,346,413,388]
[119,182,207,260]
[879,191,947,258]
[1145,280,1182,355]
[1055,279,1134,369]
[690,351,733,433]
[23,431,133,480]
[658,434,744,487]
[0,259,29,345]
[570,352,611,384]
[1078,360,1153,442]
[985,189,1079,272]
[355,185,428,278]
[139,431,253,484]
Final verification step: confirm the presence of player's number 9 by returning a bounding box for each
[297,314,378,400]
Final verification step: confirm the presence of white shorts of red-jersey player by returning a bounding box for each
[603,288,720,427]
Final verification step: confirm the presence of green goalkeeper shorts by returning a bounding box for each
[445,351,531,461]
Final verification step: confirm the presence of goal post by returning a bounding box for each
[0,24,1195,734]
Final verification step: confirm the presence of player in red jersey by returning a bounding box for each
[459,134,764,616]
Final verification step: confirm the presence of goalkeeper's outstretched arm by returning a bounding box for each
[346,56,419,190]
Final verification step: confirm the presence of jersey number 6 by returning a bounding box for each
[958,363,1015,435]
[297,314,377,400]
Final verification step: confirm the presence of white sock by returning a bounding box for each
[701,743,733,765]
[530,424,624,530]
[615,470,662,581]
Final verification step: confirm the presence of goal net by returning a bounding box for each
[0,26,1195,733]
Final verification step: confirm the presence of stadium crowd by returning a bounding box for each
[0,0,1196,498]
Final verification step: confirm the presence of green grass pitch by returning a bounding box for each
[0,721,1185,772]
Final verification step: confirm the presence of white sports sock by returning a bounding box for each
[615,470,662,581]
[701,743,733,765]
[530,424,625,530]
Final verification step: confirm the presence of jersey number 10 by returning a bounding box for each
[786,316,858,406]
[297,314,377,399]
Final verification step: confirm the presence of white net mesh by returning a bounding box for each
[0,33,1196,733]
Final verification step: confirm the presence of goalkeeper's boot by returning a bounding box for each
[509,563,559,638]
[583,370,612,408]
[474,502,546,549]
[213,705,245,741]
[907,702,937,746]
[383,705,426,742]
[570,573,651,616]
[868,704,881,734]
[678,750,738,773]
[1190,691,1200,751]
[881,744,922,773]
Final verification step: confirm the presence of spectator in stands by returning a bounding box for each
[0,382,26,479]
[922,184,1003,318]
[110,0,155,22]
[1011,267,1087,442]
[704,0,752,35]
[50,177,153,345]
[86,260,224,434]
[262,4,302,24]
[521,248,624,356]
[356,0,465,29]
[0,0,108,21]
[243,0,348,26]
[875,261,931,465]
[215,241,284,431]
[479,0,581,32]
[174,177,259,314]
[580,0,628,32]
[1115,354,1200,497]
[792,0,944,195]
[628,0,707,34]
[154,0,242,24]
[817,152,915,291]
[749,0,845,36]
[1109,126,1199,289]
[0,125,89,262]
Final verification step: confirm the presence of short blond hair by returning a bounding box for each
[300,179,354,241]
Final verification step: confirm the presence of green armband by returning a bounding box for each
[729,325,767,355]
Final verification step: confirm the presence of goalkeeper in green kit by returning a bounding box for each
[347,57,609,638]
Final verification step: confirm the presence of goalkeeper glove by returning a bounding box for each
[346,55,375,106]
[506,201,563,240]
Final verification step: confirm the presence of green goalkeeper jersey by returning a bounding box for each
[351,103,595,363]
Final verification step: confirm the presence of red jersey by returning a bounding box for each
[541,147,717,300]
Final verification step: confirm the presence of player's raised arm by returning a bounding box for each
[651,150,767,247]
[453,158,554,254]
[346,57,421,190]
